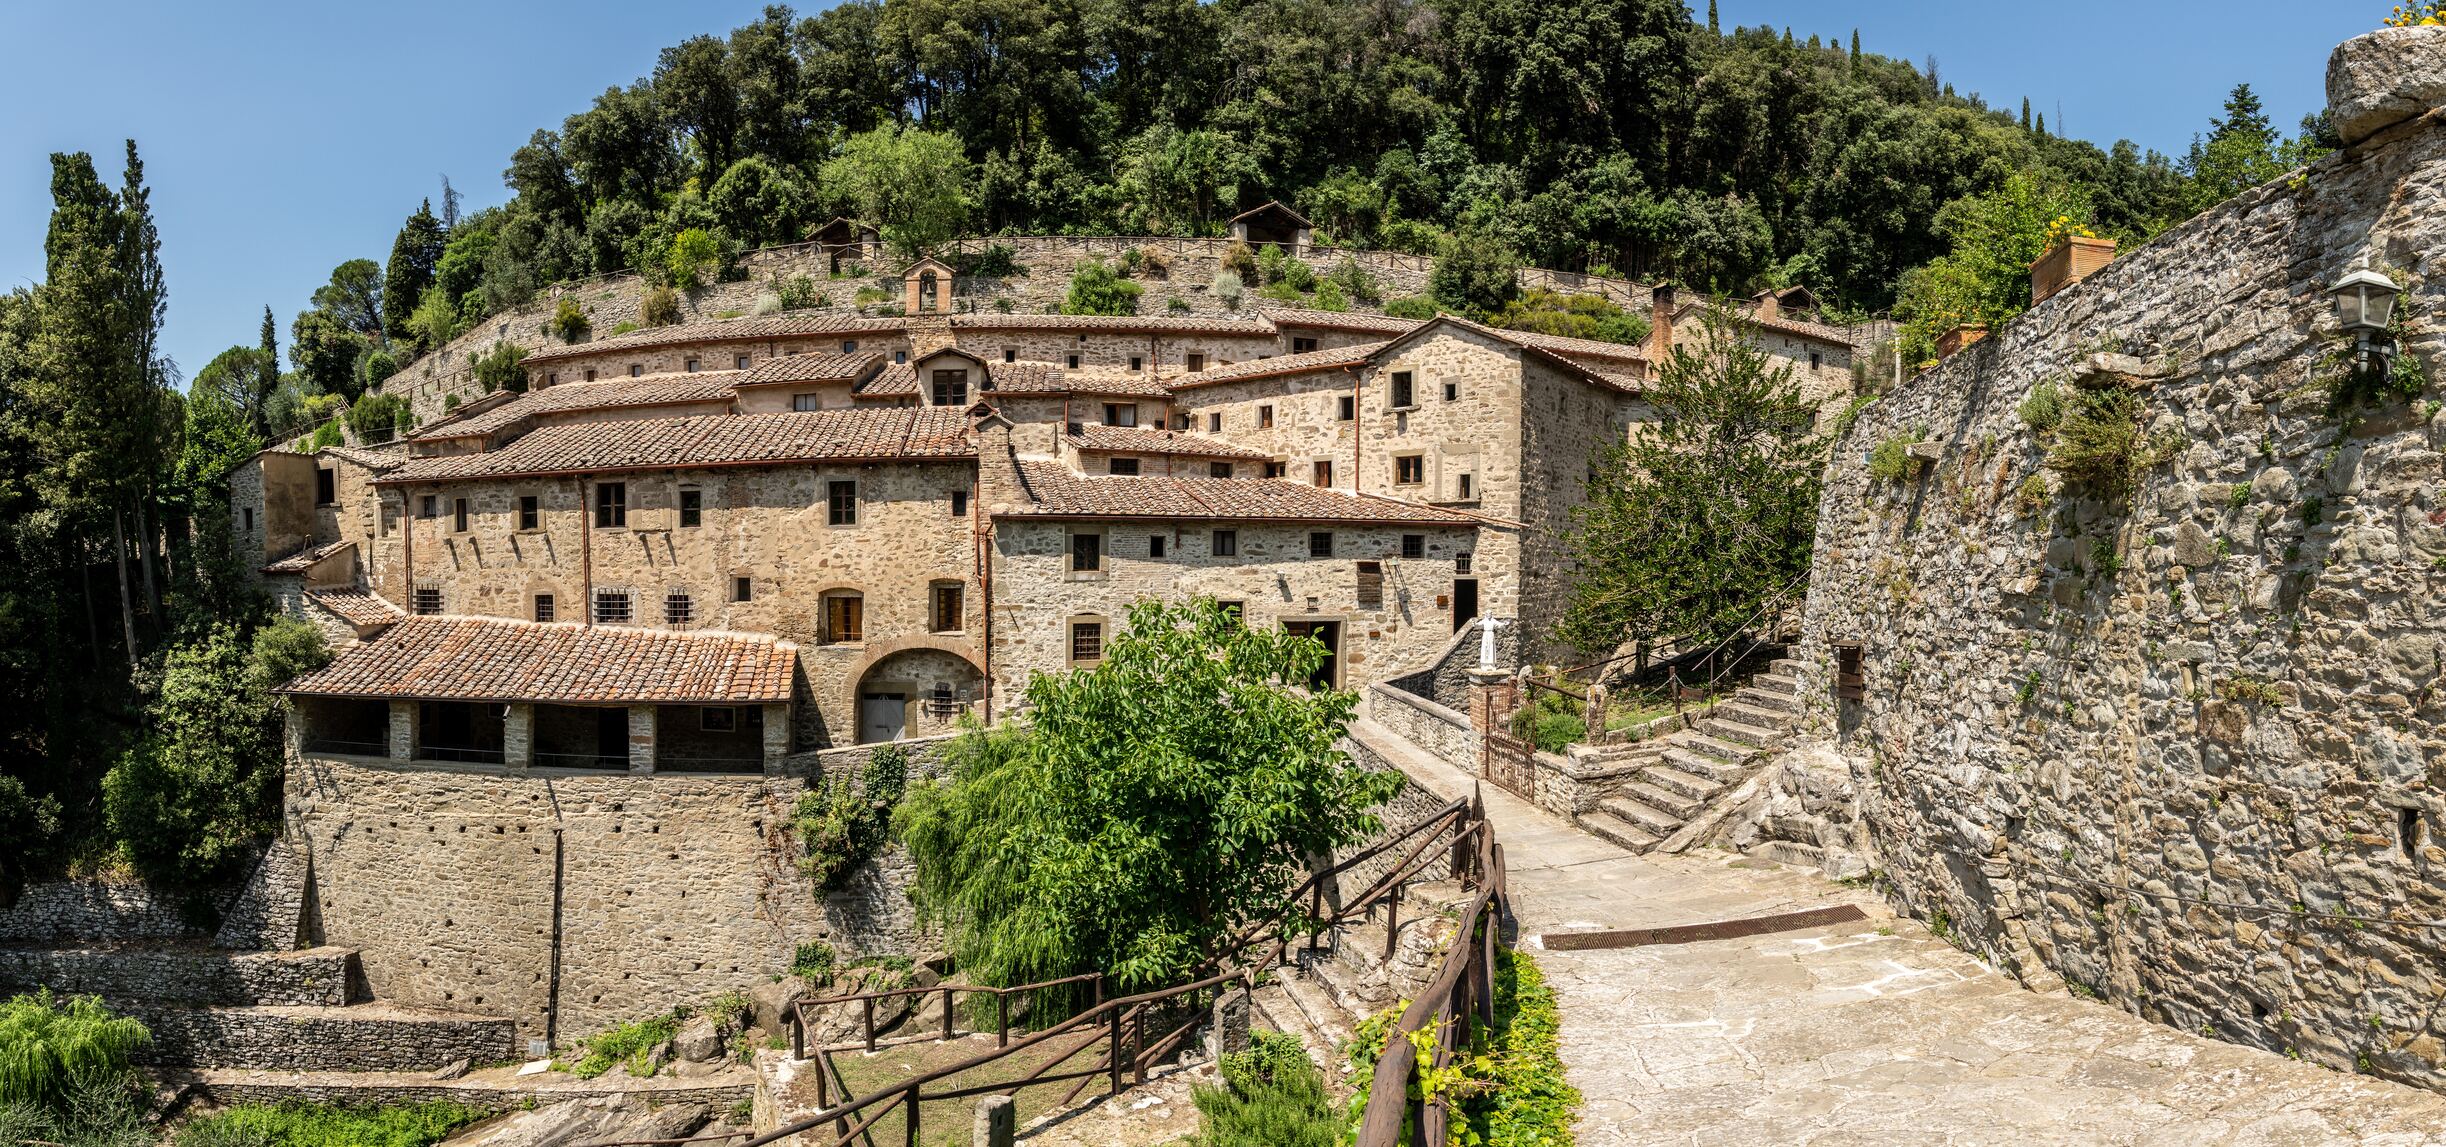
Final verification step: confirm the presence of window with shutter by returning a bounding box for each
[1356,561,1384,608]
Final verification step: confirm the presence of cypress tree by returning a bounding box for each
[1850,29,1861,69]
[380,199,445,342]
[1707,0,1719,35]
[2036,112,2046,136]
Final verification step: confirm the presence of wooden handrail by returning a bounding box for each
[1353,830,1507,1147]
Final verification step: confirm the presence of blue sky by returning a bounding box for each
[0,1,2385,384]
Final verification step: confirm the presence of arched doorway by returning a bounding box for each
[852,644,985,743]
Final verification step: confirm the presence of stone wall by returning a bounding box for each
[195,1075,755,1114]
[214,836,312,951]
[0,945,352,1008]
[1731,85,2446,1088]
[1364,683,1477,774]
[131,1004,514,1072]
[0,877,232,945]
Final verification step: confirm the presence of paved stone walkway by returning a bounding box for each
[1367,720,2446,1146]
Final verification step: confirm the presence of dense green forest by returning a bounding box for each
[0,0,2341,893]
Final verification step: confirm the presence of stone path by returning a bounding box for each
[1372,721,2446,1146]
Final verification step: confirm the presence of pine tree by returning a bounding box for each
[116,142,169,621]
[2210,84,2275,149]
[380,199,445,342]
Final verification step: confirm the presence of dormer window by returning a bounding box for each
[931,369,969,407]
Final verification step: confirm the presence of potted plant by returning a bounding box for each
[2031,217,2116,305]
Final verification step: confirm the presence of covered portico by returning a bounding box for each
[281,615,801,774]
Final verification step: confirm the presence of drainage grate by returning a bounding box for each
[1538,904,1870,952]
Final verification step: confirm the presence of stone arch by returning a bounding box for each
[847,637,987,743]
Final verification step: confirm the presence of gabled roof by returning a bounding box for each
[1676,299,1854,347]
[1165,342,1385,390]
[1257,307,1421,336]
[1064,425,1270,461]
[1229,200,1315,230]
[1375,315,1645,395]
[735,352,886,388]
[380,408,974,483]
[1007,462,1477,526]
[320,445,408,473]
[948,312,1276,338]
[306,589,403,632]
[415,372,743,441]
[279,614,798,704]
[262,539,355,575]
[524,312,908,365]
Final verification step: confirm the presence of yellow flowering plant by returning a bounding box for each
[2388,3,2446,27]
[2043,214,2097,249]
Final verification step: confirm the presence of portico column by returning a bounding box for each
[505,703,534,769]
[762,703,791,776]
[628,704,656,774]
[388,700,417,762]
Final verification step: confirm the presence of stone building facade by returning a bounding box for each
[1728,30,2446,1091]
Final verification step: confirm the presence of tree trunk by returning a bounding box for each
[112,509,139,670]
[136,496,161,623]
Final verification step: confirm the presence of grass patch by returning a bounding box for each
[821,1031,1105,1147]
[176,1101,487,1147]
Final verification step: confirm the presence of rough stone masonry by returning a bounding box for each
[1729,27,2446,1091]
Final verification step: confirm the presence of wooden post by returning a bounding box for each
[1132,1011,1146,1085]
[815,1048,828,1107]
[865,996,878,1053]
[789,1008,805,1060]
[1308,886,1323,955]
[1108,1008,1124,1096]
[943,987,955,1041]
[997,992,1009,1048]
[906,1089,921,1147]
[1384,880,1402,960]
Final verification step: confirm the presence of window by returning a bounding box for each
[548,372,559,385]
[1455,551,1473,574]
[1070,531,1104,574]
[1066,354,1080,369]
[1443,380,1459,401]
[1312,460,1334,488]
[931,369,969,407]
[1394,455,1425,485]
[518,495,539,530]
[1148,535,1167,558]
[894,350,907,364]
[1337,395,1355,420]
[685,357,701,372]
[1212,529,1238,556]
[1810,352,1824,370]
[593,589,632,623]
[950,490,969,517]
[419,494,438,518]
[315,468,336,506]
[1003,349,1016,363]
[827,480,858,526]
[1834,642,1866,701]
[1309,531,1334,557]
[594,483,627,527]
[1108,458,1141,476]
[585,369,597,382]
[452,498,470,532]
[1173,413,1189,430]
[1263,462,1286,479]
[793,392,823,412]
[412,587,442,615]
[1070,620,1104,662]
[842,340,859,353]
[242,507,254,531]
[1457,473,1474,500]
[700,707,737,732]
[823,593,864,643]
[732,576,753,603]
[1186,353,1207,372]
[533,593,555,622]
[1357,560,1385,608]
[1390,371,1415,408]
[1129,356,1143,371]
[1292,337,1318,353]
[629,364,643,377]
[1207,412,1222,433]
[735,354,751,370]
[665,590,694,625]
[1402,534,1425,559]
[930,582,964,632]
[1209,462,1234,478]
[1103,403,1137,427]
[1215,600,1244,624]
[678,489,702,527]
[1258,405,1274,429]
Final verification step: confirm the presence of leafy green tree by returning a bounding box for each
[193,345,279,431]
[1558,307,1823,652]
[381,199,446,341]
[1891,172,2095,364]
[665,228,724,288]
[1488,288,1651,345]
[403,286,462,352]
[289,309,370,399]
[1061,258,1143,316]
[472,342,529,392]
[821,124,971,256]
[708,156,813,248]
[897,600,1400,991]
[1428,231,1521,317]
[310,259,385,340]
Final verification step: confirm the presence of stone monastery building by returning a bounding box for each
[236,286,1853,773]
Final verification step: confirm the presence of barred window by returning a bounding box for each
[412,587,442,615]
[1070,621,1104,662]
[533,593,555,623]
[1401,534,1426,560]
[1309,531,1334,558]
[665,590,694,625]
[593,589,632,624]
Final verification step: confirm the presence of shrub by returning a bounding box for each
[993,296,1014,313]
[1167,296,1193,315]
[955,243,1021,278]
[472,341,528,393]
[640,285,682,328]
[794,744,907,892]
[0,992,149,1111]
[561,1013,682,1079]
[2047,386,2146,493]
[441,394,460,413]
[1062,258,1143,316]
[1324,258,1382,303]
[1507,688,1586,753]
[404,286,461,351]
[852,286,891,308]
[356,348,398,390]
[1489,288,1652,346]
[2018,378,2063,433]
[1343,949,1578,1145]
[665,227,723,287]
[545,296,590,344]
[608,321,639,336]
[1867,437,1915,482]
[752,292,784,316]
[1256,281,1305,304]
[775,274,824,310]
[309,420,343,450]
[1209,271,1245,309]
[1220,240,1258,286]
[2015,473,2053,516]
[1384,295,1438,320]
[791,941,836,981]
[1186,1031,1339,1147]
[1311,281,1349,312]
[346,393,410,440]
[177,1101,486,1147]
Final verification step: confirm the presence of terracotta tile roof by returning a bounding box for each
[262,540,354,575]
[1411,315,1645,395]
[1008,461,1478,525]
[1064,425,1270,461]
[736,352,886,387]
[279,614,798,703]
[1256,307,1421,335]
[306,589,403,630]
[523,312,907,365]
[855,363,918,397]
[1675,301,1855,347]
[949,312,1276,337]
[1500,327,1649,364]
[1050,372,1174,398]
[1165,342,1384,390]
[416,373,742,440]
[381,409,974,483]
[320,445,407,472]
[982,361,1062,394]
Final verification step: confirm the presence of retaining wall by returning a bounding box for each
[0,945,353,1008]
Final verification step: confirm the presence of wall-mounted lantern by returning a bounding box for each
[2331,267,2401,368]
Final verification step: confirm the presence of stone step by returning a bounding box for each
[1576,811,1660,854]
[1618,780,1702,820]
[1598,795,1683,838]
[1768,658,1807,676]
[1747,672,1803,696]
[1278,969,1354,1051]
[1304,949,1372,1017]
[1641,764,1723,803]
[1701,714,1782,749]
[1733,686,1801,715]
[1662,746,1751,786]
[1675,732,1758,766]
[1248,982,1332,1067]
[1711,700,1796,731]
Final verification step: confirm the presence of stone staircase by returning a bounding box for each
[1248,880,1462,1074]
[1574,657,1805,854]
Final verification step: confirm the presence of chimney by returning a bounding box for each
[970,403,1026,515]
[1647,285,1677,366]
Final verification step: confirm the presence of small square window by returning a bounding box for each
[1337,395,1355,421]
[628,364,642,378]
[1258,405,1274,429]
[1312,460,1334,488]
[1129,356,1143,371]
[735,354,751,370]
[242,507,254,531]
[1104,403,1137,427]
[951,490,969,516]
[1108,458,1141,476]
[1186,353,1207,372]
[1070,621,1103,662]
[585,369,597,382]
[1394,455,1424,485]
[1443,381,1458,401]
[593,589,632,624]
[518,495,539,530]
[1402,534,1425,559]
[594,482,627,528]
[1309,531,1334,558]
[843,340,859,353]
[1263,462,1286,479]
[1212,529,1238,557]
[894,350,908,364]
[678,489,702,528]
[533,593,555,622]
[315,468,336,506]
[1390,371,1415,408]
[733,576,753,603]
[1207,412,1222,433]
[1149,535,1167,558]
[412,587,442,615]
[700,706,737,732]
[665,590,694,625]
[419,494,438,518]
[1067,354,1081,369]
[793,392,823,412]
[1003,349,1016,363]
[1292,337,1318,353]
[1071,531,1103,574]
[1457,473,1474,500]
[452,498,470,532]
[685,357,701,372]
[1209,462,1233,478]
[828,480,858,526]
[1455,551,1473,574]
[1811,352,1824,370]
